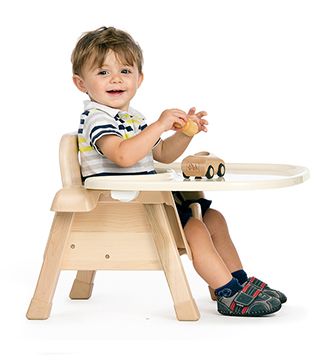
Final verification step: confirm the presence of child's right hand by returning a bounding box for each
[156,109,187,132]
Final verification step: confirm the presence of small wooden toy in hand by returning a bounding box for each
[175,118,199,136]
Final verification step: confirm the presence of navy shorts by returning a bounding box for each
[172,191,212,228]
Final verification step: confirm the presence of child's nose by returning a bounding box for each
[110,74,123,83]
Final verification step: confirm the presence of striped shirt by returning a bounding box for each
[78,101,161,178]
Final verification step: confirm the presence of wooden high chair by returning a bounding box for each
[26,133,203,321]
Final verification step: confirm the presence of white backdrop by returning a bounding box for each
[1,0,319,359]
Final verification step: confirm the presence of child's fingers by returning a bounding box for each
[173,116,187,129]
[187,107,196,115]
[172,111,187,129]
[172,110,187,121]
[199,119,208,132]
[173,121,184,129]
[196,111,207,118]
[199,118,209,126]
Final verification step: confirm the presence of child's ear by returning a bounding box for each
[72,75,87,93]
[138,72,144,88]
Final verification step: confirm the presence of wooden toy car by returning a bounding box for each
[181,151,226,179]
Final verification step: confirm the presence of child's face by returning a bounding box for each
[73,50,143,111]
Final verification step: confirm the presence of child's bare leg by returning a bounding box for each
[186,209,284,315]
[184,217,232,289]
[203,209,243,273]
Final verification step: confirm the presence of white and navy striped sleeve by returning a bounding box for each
[84,110,121,155]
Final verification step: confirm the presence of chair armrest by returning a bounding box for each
[51,187,100,212]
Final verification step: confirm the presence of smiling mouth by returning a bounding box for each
[107,90,125,95]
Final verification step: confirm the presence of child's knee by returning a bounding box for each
[184,217,208,240]
[185,217,205,233]
[206,208,226,225]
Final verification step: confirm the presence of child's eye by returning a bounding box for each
[121,68,132,74]
[98,70,109,76]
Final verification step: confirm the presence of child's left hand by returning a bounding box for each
[187,107,208,133]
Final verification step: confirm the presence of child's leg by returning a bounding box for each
[202,208,287,305]
[184,216,282,316]
[183,217,233,289]
[202,209,243,274]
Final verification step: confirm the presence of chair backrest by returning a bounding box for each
[59,133,82,188]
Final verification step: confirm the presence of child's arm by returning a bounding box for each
[152,132,193,164]
[96,109,187,167]
[153,108,208,164]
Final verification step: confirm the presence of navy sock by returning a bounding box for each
[231,269,248,285]
[215,278,242,298]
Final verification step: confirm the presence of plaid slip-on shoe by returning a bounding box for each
[216,281,282,317]
[246,276,287,304]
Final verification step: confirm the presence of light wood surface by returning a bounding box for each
[26,212,74,319]
[144,204,200,320]
[85,162,309,191]
[69,270,96,300]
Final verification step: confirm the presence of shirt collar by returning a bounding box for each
[83,100,138,118]
[84,100,120,118]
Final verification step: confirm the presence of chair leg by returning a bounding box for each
[144,204,200,321]
[26,212,74,319]
[69,271,96,299]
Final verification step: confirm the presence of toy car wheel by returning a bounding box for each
[205,165,214,179]
[182,172,190,179]
[217,163,225,177]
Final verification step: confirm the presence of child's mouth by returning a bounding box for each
[107,90,125,96]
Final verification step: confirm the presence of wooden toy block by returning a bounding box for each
[175,118,198,136]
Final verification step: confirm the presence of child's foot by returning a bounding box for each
[209,277,287,304]
[216,282,282,317]
[245,277,287,304]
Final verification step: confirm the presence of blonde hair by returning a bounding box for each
[71,26,143,76]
